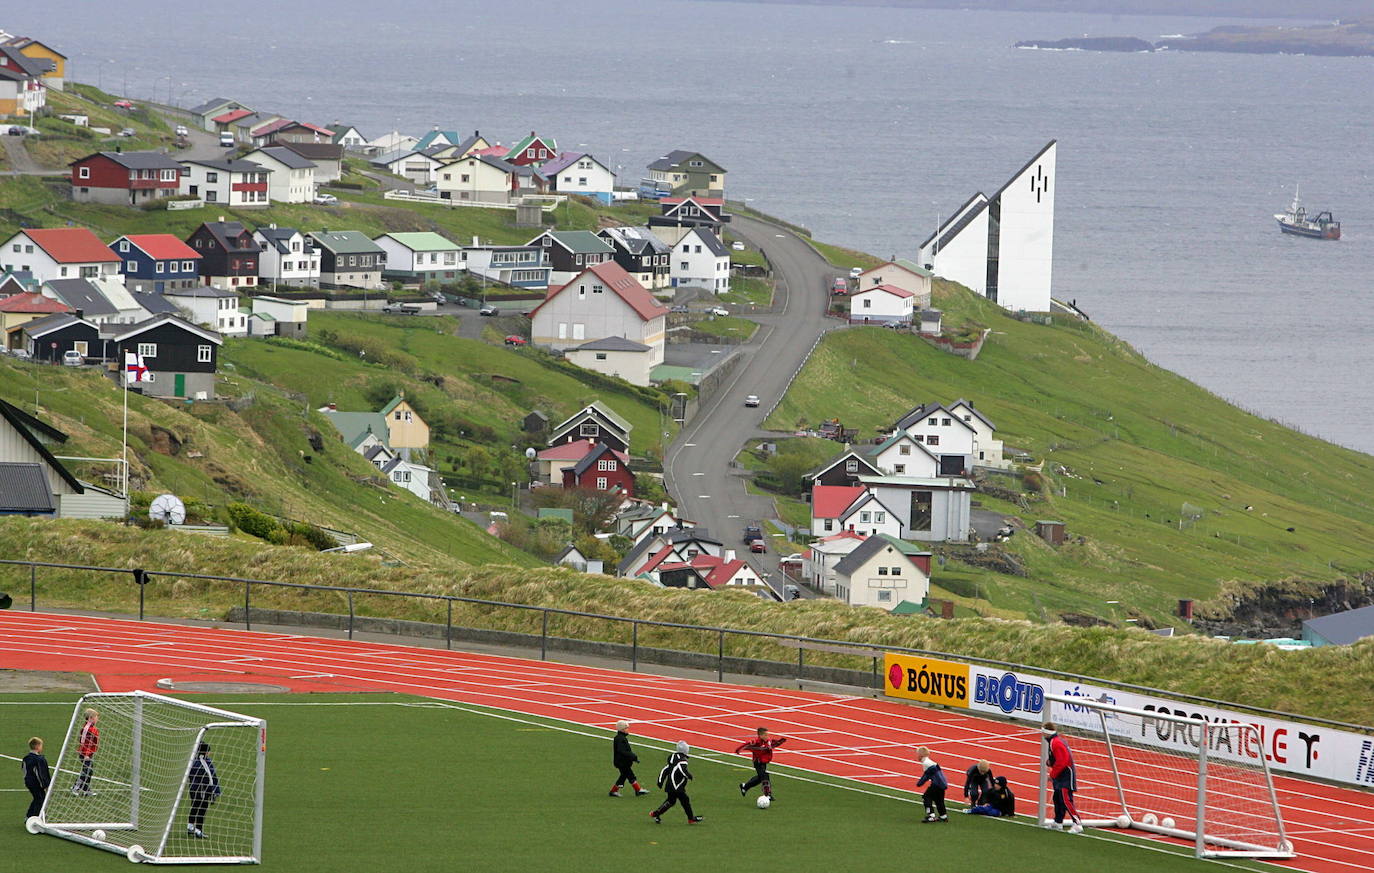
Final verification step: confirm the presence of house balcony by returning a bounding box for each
[128,179,174,190]
[231,182,268,193]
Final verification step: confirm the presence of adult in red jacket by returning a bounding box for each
[735,727,788,800]
[1043,723,1081,833]
[72,709,99,796]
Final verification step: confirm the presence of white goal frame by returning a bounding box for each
[29,691,266,865]
[1038,694,1293,860]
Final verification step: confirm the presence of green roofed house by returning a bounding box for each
[317,405,390,453]
[327,124,367,149]
[307,231,384,290]
[526,229,614,285]
[373,232,464,285]
[646,150,727,198]
[504,131,557,167]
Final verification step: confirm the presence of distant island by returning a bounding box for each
[1017,20,1374,58]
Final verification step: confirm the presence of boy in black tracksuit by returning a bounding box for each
[609,720,649,797]
[969,776,1016,817]
[21,737,51,821]
[962,759,995,810]
[915,746,948,822]
[651,741,702,824]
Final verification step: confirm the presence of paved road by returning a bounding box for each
[663,214,843,594]
[0,133,65,176]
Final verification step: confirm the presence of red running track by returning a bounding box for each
[2,612,1370,873]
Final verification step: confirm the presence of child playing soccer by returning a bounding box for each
[916,746,948,822]
[22,737,51,821]
[609,720,649,797]
[71,709,98,796]
[961,759,995,811]
[650,741,702,824]
[969,775,1016,817]
[186,742,221,839]
[735,727,788,801]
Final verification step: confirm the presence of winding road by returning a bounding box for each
[663,214,844,591]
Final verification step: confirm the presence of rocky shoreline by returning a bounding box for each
[1017,20,1374,58]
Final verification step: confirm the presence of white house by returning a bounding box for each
[541,151,615,204]
[832,534,932,611]
[380,455,437,503]
[838,490,905,539]
[855,260,932,308]
[858,475,974,543]
[373,232,463,285]
[242,146,316,204]
[810,484,864,537]
[947,399,1008,469]
[918,141,1056,312]
[433,155,517,204]
[892,401,978,475]
[617,503,695,545]
[460,244,550,291]
[40,277,147,327]
[528,262,668,366]
[802,530,869,595]
[849,284,914,325]
[2,227,119,284]
[868,432,940,478]
[163,286,248,337]
[670,226,730,293]
[179,158,271,208]
[371,148,445,186]
[366,131,419,155]
[618,528,726,578]
[247,295,310,338]
[328,124,367,149]
[565,335,655,387]
[253,226,320,288]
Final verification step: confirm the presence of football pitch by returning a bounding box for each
[2,692,1284,873]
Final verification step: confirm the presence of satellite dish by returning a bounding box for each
[149,494,187,526]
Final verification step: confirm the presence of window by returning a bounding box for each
[862,298,871,309]
[591,283,603,294]
[860,511,870,523]
[890,566,902,575]
[206,172,218,183]
[963,414,972,422]
[875,511,885,523]
[689,160,703,167]
[823,519,833,532]
[894,464,905,474]
[526,148,535,158]
[595,352,607,361]
[942,418,952,426]
[155,262,164,274]
[596,477,608,490]
[206,190,217,202]
[927,435,939,446]
[574,254,583,265]
[78,166,90,179]
[125,260,137,272]
[578,177,587,186]
[558,323,568,339]
[197,345,212,363]
[73,341,88,355]
[911,491,932,533]
[597,459,615,472]
[845,460,858,473]
[137,343,157,358]
[572,323,585,340]
[928,417,937,425]
[538,148,547,158]
[912,434,924,443]
[579,422,598,437]
[460,174,469,183]
[899,444,911,456]
[877,566,888,576]
[404,411,413,422]
[118,240,129,252]
[679,261,688,270]
[877,590,893,603]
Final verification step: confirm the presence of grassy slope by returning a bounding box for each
[0,355,534,570]
[3,522,1370,723]
[3,693,1246,873]
[764,280,1374,625]
[28,85,177,170]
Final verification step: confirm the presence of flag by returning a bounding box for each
[124,352,148,385]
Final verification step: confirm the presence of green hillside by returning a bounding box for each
[766,280,1374,625]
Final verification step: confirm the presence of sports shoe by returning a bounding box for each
[187,825,196,835]
[609,789,622,797]
[961,808,972,814]
[191,829,206,839]
[738,782,747,797]
[1069,823,1083,835]
[1044,822,1063,831]
[651,811,662,824]
[688,816,704,824]
[938,815,949,822]
[922,814,937,823]
[635,789,650,796]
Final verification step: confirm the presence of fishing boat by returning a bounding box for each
[1275,185,1340,240]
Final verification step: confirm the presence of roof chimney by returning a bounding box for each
[724,549,736,561]
[74,308,83,320]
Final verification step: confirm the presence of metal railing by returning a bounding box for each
[0,558,1368,734]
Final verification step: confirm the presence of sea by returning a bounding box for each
[16,0,1374,452]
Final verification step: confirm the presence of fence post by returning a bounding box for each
[446,600,453,651]
[138,573,145,622]
[541,610,549,661]
[244,582,251,631]
[347,591,355,640]
[717,629,724,682]
[872,656,879,690]
[797,645,804,681]
[631,621,638,672]
[30,563,36,612]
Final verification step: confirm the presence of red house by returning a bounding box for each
[504,131,557,167]
[561,443,634,496]
[69,151,183,206]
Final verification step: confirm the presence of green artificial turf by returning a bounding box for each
[2,693,1276,872]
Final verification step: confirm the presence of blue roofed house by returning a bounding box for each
[415,129,463,151]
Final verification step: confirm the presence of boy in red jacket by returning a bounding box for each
[1043,723,1082,833]
[735,727,788,801]
[72,709,99,796]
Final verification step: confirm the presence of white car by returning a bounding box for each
[313,193,339,205]
[175,125,188,137]
[62,350,84,366]
[744,394,760,407]
[707,306,729,317]
[731,241,745,251]
[849,266,863,278]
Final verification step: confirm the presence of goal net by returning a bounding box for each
[1038,694,1293,859]
[29,691,265,865]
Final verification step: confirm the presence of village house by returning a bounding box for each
[242,146,317,204]
[179,158,271,208]
[918,309,943,336]
[645,151,727,198]
[189,97,248,131]
[849,284,914,325]
[529,263,668,379]
[653,197,731,237]
[460,244,550,290]
[162,286,247,337]
[527,230,615,285]
[2,227,120,284]
[534,439,602,485]
[186,221,260,291]
[319,403,439,505]
[0,397,128,520]
[415,129,463,151]
[561,442,635,495]
[0,43,49,118]
[868,431,940,477]
[855,260,933,308]
[10,311,98,362]
[252,226,320,288]
[246,296,310,339]
[259,121,332,145]
[69,151,183,206]
[365,131,420,157]
[272,140,343,184]
[649,553,765,592]
[371,147,446,186]
[565,336,656,386]
[541,152,615,204]
[856,474,974,543]
[308,231,383,289]
[618,527,725,578]
[378,395,429,458]
[801,530,868,595]
[373,232,463,285]
[433,154,522,204]
[832,534,932,612]
[597,226,671,295]
[0,291,69,342]
[503,131,557,166]
[327,124,367,149]
[39,278,143,328]
[891,401,978,476]
[669,226,730,293]
[109,234,202,294]
[616,503,695,545]
[809,485,865,537]
[1,35,65,90]
[837,489,906,538]
[947,399,1008,469]
[548,402,631,452]
[804,447,883,488]
[111,313,223,400]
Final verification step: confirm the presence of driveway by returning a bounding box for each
[662,214,843,594]
[0,133,64,176]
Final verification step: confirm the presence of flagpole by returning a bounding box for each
[122,355,129,502]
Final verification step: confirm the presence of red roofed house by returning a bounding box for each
[810,485,865,537]
[69,151,183,206]
[849,284,914,325]
[0,291,70,342]
[653,553,765,591]
[534,438,600,484]
[801,530,869,595]
[109,234,202,293]
[1,228,120,284]
[503,131,557,167]
[529,261,668,379]
[560,442,634,496]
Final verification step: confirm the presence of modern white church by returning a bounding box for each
[918,141,1056,313]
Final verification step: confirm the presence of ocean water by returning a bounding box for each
[17,0,1374,451]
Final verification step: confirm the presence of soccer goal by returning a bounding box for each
[27,691,265,865]
[1037,694,1293,860]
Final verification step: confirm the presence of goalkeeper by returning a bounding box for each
[186,743,221,839]
[71,709,98,796]
[1043,723,1082,833]
[22,737,51,820]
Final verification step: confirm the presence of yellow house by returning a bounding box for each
[0,291,71,342]
[3,37,66,90]
[379,395,429,450]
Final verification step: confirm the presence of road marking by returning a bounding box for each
[692,472,704,476]
[698,495,711,499]
[727,514,740,519]
[683,443,696,447]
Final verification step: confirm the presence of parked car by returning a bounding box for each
[61,350,84,367]
[670,304,689,313]
[219,132,235,148]
[749,539,767,554]
[503,335,527,346]
[6,125,30,136]
[382,302,421,315]
[784,584,802,600]
[313,193,339,205]
[831,278,848,295]
[744,394,760,407]
[479,305,498,316]
[707,306,729,317]
[742,524,762,544]
[118,127,136,137]
[850,266,863,278]
[113,100,134,109]
[175,125,188,137]
[8,348,31,360]
[731,241,745,251]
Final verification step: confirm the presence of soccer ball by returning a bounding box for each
[1161,817,1176,830]
[1141,813,1158,826]
[92,829,106,841]
[1115,815,1131,828]
[756,795,771,809]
